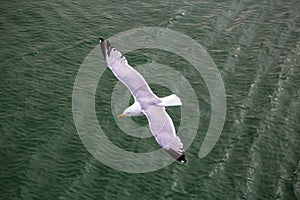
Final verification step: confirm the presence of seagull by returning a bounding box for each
[99,38,187,163]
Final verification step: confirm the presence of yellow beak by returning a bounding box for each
[118,113,126,118]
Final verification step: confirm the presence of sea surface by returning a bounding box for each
[1,0,300,199]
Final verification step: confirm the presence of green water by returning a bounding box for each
[1,0,300,199]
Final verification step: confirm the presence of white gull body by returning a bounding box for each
[99,38,186,163]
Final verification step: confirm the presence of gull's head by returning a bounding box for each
[118,102,142,118]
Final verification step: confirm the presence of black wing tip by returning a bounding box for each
[177,154,187,163]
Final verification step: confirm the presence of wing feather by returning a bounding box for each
[99,38,156,101]
[143,106,186,163]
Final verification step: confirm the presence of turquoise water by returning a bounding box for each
[1,0,300,199]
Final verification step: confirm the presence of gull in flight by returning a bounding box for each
[99,38,187,163]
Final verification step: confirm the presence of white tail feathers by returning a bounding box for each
[158,94,182,107]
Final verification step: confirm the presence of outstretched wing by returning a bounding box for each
[99,38,157,101]
[142,105,187,163]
